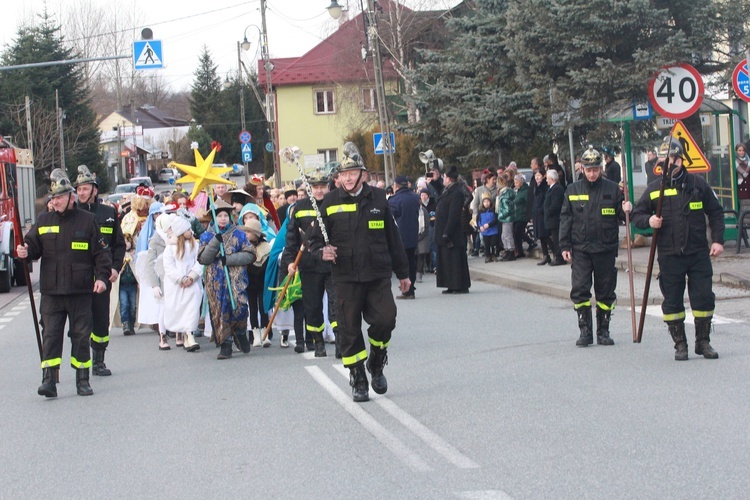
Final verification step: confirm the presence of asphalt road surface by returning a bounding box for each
[1,273,748,499]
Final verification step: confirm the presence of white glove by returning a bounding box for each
[152,286,163,299]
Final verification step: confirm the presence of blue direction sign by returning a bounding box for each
[265,142,274,153]
[373,132,396,155]
[241,143,253,163]
[732,60,750,103]
[133,40,163,70]
[239,130,252,144]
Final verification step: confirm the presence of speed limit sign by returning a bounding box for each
[648,63,704,119]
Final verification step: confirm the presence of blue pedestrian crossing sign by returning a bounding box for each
[133,40,163,70]
[241,143,253,163]
[373,132,396,155]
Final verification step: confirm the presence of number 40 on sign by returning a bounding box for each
[648,63,704,120]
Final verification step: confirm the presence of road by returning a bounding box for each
[1,273,748,499]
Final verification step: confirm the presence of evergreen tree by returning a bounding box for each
[0,11,108,191]
[189,47,225,160]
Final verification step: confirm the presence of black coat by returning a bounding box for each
[532,179,548,239]
[434,181,471,291]
[544,182,564,230]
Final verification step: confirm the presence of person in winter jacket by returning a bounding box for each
[495,173,516,261]
[477,193,499,262]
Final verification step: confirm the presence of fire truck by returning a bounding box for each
[0,137,37,293]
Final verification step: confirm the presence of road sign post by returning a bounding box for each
[648,63,704,119]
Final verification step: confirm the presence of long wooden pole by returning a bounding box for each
[620,153,637,343]
[263,245,305,341]
[635,156,673,343]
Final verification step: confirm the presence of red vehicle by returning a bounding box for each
[0,137,36,292]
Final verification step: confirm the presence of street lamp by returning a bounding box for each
[327,0,394,186]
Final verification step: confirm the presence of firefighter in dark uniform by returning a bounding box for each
[17,169,111,397]
[282,171,340,358]
[312,143,410,402]
[559,147,632,347]
[73,165,125,376]
[632,137,724,361]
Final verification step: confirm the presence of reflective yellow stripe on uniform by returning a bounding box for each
[650,188,678,200]
[326,204,357,216]
[689,202,703,210]
[330,321,338,329]
[70,356,92,369]
[100,226,113,234]
[71,242,89,250]
[38,226,60,235]
[41,358,62,368]
[596,301,615,311]
[90,333,109,344]
[568,194,589,201]
[368,220,384,229]
[342,349,368,366]
[663,311,686,321]
[368,337,390,349]
[601,208,615,215]
[295,210,317,218]
[305,323,325,332]
[692,309,714,318]
[574,301,591,309]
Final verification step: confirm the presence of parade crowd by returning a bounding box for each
[19,137,728,401]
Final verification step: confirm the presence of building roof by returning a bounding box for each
[115,104,189,129]
[259,6,404,87]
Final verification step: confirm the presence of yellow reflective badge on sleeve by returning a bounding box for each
[689,201,703,210]
[100,226,113,234]
[368,220,385,229]
[71,242,89,250]
[601,208,615,215]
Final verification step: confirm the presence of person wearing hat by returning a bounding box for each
[17,169,112,397]
[559,147,632,347]
[311,143,410,402]
[74,165,126,376]
[197,198,255,359]
[277,187,298,225]
[434,165,471,293]
[388,174,421,299]
[632,136,724,361]
[281,172,338,355]
[602,146,622,184]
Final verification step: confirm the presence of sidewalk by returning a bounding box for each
[468,233,750,305]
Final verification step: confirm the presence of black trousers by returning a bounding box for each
[40,294,93,369]
[512,221,526,255]
[333,278,396,367]
[570,250,617,309]
[90,282,111,352]
[548,226,563,261]
[658,252,715,322]
[404,247,417,296]
[301,271,337,338]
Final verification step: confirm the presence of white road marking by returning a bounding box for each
[0,317,14,323]
[333,364,480,469]
[305,365,432,472]
[456,490,514,499]
[628,307,743,325]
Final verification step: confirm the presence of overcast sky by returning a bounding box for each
[1,0,459,92]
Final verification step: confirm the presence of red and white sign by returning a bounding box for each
[732,60,750,103]
[648,63,704,119]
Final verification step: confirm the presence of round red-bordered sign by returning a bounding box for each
[648,63,704,119]
[732,60,750,103]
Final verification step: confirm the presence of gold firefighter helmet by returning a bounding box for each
[73,164,98,188]
[49,168,74,197]
[338,142,366,172]
[581,146,603,168]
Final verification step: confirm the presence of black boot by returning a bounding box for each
[349,363,369,402]
[667,321,688,361]
[694,319,719,359]
[537,255,551,266]
[92,349,112,376]
[366,348,389,395]
[123,321,135,336]
[596,307,615,345]
[76,368,94,396]
[314,333,327,358]
[38,367,58,398]
[575,307,593,347]
[237,331,251,354]
[217,340,233,360]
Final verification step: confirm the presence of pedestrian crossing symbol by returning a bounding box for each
[654,120,710,175]
[133,40,163,70]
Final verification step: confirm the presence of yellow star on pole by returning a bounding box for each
[170,146,234,200]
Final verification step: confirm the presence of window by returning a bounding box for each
[362,88,376,112]
[315,90,335,114]
[318,149,338,163]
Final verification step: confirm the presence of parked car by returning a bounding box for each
[158,168,179,182]
[114,183,139,194]
[130,176,153,187]
[230,164,244,176]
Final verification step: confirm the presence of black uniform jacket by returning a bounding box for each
[632,171,724,257]
[544,181,565,230]
[281,197,331,274]
[559,176,625,254]
[78,200,125,272]
[24,207,112,295]
[311,183,408,283]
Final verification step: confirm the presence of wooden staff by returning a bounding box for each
[621,160,637,342]
[635,156,673,343]
[263,244,304,341]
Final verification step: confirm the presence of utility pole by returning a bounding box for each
[237,41,249,186]
[365,0,394,186]
[260,0,281,187]
[55,89,65,171]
